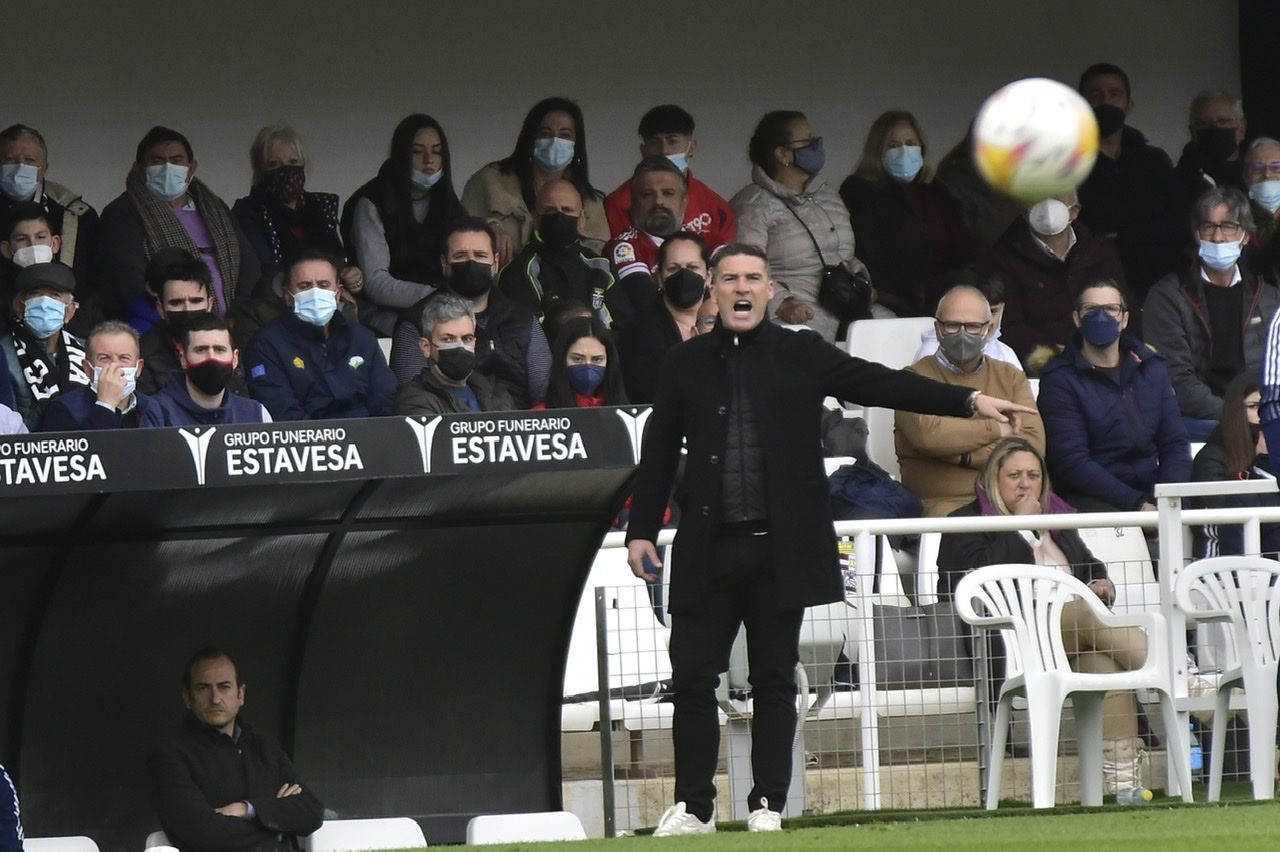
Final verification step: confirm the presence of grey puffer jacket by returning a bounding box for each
[730,165,867,342]
[1142,263,1278,419]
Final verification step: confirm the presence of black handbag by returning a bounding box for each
[783,202,872,324]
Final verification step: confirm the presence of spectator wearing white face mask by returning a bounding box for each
[40,319,171,430]
[97,126,261,332]
[0,202,82,334]
[839,110,973,317]
[0,124,99,300]
[985,189,1125,375]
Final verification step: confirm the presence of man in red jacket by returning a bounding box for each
[603,105,735,248]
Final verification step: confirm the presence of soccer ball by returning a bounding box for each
[972,77,1099,203]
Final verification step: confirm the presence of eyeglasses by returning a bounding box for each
[1246,161,1280,179]
[1079,303,1126,319]
[936,321,990,335]
[1197,220,1244,239]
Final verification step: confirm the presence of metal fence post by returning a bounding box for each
[594,587,616,838]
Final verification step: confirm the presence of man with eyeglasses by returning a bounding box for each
[987,189,1125,373]
[1145,187,1279,440]
[896,284,1044,516]
[1243,137,1280,282]
[1038,282,1189,512]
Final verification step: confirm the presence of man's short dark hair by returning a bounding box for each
[1075,277,1131,312]
[135,125,194,164]
[711,242,770,273]
[286,246,343,283]
[183,647,240,689]
[656,232,709,271]
[442,216,498,258]
[1078,63,1132,100]
[629,157,687,194]
[2,201,53,240]
[145,247,211,297]
[638,105,695,139]
[177,312,232,350]
[0,124,47,157]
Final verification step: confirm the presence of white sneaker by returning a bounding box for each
[746,797,783,832]
[653,801,716,836]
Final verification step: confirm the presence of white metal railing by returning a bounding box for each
[597,479,1280,809]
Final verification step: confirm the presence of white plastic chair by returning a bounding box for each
[846,317,935,370]
[1174,555,1280,801]
[22,839,99,851]
[465,811,586,844]
[861,406,900,480]
[954,563,1192,809]
[304,817,427,850]
[142,830,172,849]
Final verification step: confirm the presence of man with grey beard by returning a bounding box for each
[604,157,689,313]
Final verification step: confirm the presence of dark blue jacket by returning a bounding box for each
[157,377,269,426]
[246,310,395,421]
[40,386,170,431]
[0,762,20,852]
[1191,443,1280,557]
[1039,332,1190,509]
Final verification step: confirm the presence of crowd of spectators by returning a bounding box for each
[2,64,1278,541]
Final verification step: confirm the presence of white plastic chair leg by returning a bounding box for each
[1208,686,1233,802]
[1026,691,1064,808]
[1158,695,1195,803]
[1073,694,1105,806]
[1246,693,1278,800]
[985,696,1013,810]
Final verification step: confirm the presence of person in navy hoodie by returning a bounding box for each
[246,247,395,421]
[1038,280,1190,511]
[159,313,270,425]
[41,319,170,430]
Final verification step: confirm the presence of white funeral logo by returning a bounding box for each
[615,407,652,464]
[447,416,588,465]
[404,415,444,473]
[221,428,364,475]
[178,427,217,486]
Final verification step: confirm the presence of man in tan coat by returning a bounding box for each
[896,285,1043,516]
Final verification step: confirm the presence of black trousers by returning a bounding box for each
[668,528,804,821]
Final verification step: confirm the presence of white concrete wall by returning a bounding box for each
[13,0,1237,213]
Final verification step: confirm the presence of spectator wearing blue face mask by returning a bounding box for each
[731,110,871,343]
[41,320,171,430]
[1243,136,1280,283]
[1039,281,1189,512]
[341,114,464,336]
[462,98,609,267]
[839,110,974,317]
[533,315,627,410]
[97,126,261,332]
[246,248,395,421]
[1144,186,1279,440]
[2,261,91,428]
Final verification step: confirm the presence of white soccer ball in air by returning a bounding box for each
[972,76,1099,203]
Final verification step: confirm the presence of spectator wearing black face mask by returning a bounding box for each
[1075,62,1190,305]
[1174,89,1248,204]
[390,218,550,406]
[394,293,514,416]
[157,313,270,426]
[618,233,710,403]
[498,179,630,328]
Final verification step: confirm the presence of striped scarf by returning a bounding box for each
[125,170,242,305]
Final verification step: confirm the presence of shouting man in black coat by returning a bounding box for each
[149,648,323,851]
[625,243,1034,835]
